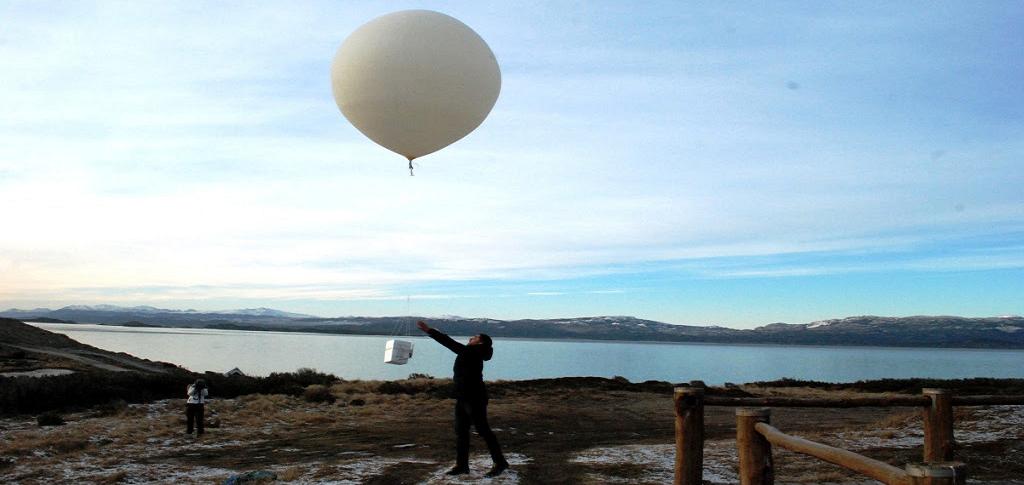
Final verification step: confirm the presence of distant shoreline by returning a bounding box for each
[29,321,1024,352]
[8,308,1022,350]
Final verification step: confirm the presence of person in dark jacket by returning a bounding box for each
[417,320,509,477]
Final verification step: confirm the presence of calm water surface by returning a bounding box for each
[31,323,1024,384]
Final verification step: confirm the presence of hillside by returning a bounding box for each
[0,318,178,376]
[0,318,92,350]
[3,306,1024,349]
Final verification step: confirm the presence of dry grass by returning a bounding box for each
[311,464,338,478]
[93,470,129,484]
[277,466,303,481]
[97,454,125,467]
[237,393,297,411]
[790,468,851,482]
[303,384,336,404]
[331,380,378,395]
[873,409,920,429]
[3,377,1021,484]
[284,409,339,426]
[772,448,861,483]
[740,385,906,400]
[953,406,977,422]
[0,430,93,456]
[93,399,129,417]
[226,394,300,427]
[329,377,448,397]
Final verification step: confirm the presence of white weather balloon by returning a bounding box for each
[330,10,501,173]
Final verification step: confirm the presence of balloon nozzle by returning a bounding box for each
[407,158,415,176]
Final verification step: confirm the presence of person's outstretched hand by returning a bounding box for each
[416,320,430,333]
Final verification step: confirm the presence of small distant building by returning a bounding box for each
[223,367,245,377]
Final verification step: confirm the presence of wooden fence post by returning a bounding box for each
[736,408,773,485]
[674,387,705,485]
[906,462,966,485]
[922,388,954,462]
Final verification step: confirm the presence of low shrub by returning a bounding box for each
[37,411,64,426]
[0,370,195,415]
[52,437,90,454]
[750,377,1024,395]
[303,384,336,404]
[376,378,449,397]
[0,367,344,416]
[94,399,129,417]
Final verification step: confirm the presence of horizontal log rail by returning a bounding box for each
[704,395,930,407]
[754,421,912,485]
[703,394,1024,408]
[950,395,1024,406]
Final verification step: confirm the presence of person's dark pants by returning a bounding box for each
[186,403,204,435]
[454,398,505,469]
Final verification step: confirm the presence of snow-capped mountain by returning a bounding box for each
[211,308,317,318]
[3,306,1022,348]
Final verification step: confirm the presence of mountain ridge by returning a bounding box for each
[3,305,1023,349]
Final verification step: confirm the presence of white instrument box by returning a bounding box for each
[384,339,414,365]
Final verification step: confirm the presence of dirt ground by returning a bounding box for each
[1,379,1022,484]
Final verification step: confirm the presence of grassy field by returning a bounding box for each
[1,376,1022,484]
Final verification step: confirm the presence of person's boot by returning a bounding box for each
[445,465,469,476]
[485,461,509,477]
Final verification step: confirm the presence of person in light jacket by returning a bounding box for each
[417,320,509,477]
[185,379,209,436]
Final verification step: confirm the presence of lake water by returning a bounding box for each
[31,323,1024,384]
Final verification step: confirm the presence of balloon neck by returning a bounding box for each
[407,157,415,176]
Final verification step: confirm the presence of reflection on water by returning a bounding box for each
[31,323,1024,383]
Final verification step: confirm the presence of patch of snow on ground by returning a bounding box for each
[570,443,674,483]
[310,456,434,485]
[701,440,741,484]
[190,439,247,450]
[834,426,923,451]
[834,405,1023,451]
[51,459,235,485]
[569,441,737,484]
[0,368,75,377]
[420,452,530,484]
[954,405,1024,443]
[0,415,41,433]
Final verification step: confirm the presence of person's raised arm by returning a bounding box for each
[417,320,465,354]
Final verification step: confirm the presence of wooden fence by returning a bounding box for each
[673,385,1024,485]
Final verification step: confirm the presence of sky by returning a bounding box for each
[1,1,1022,328]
